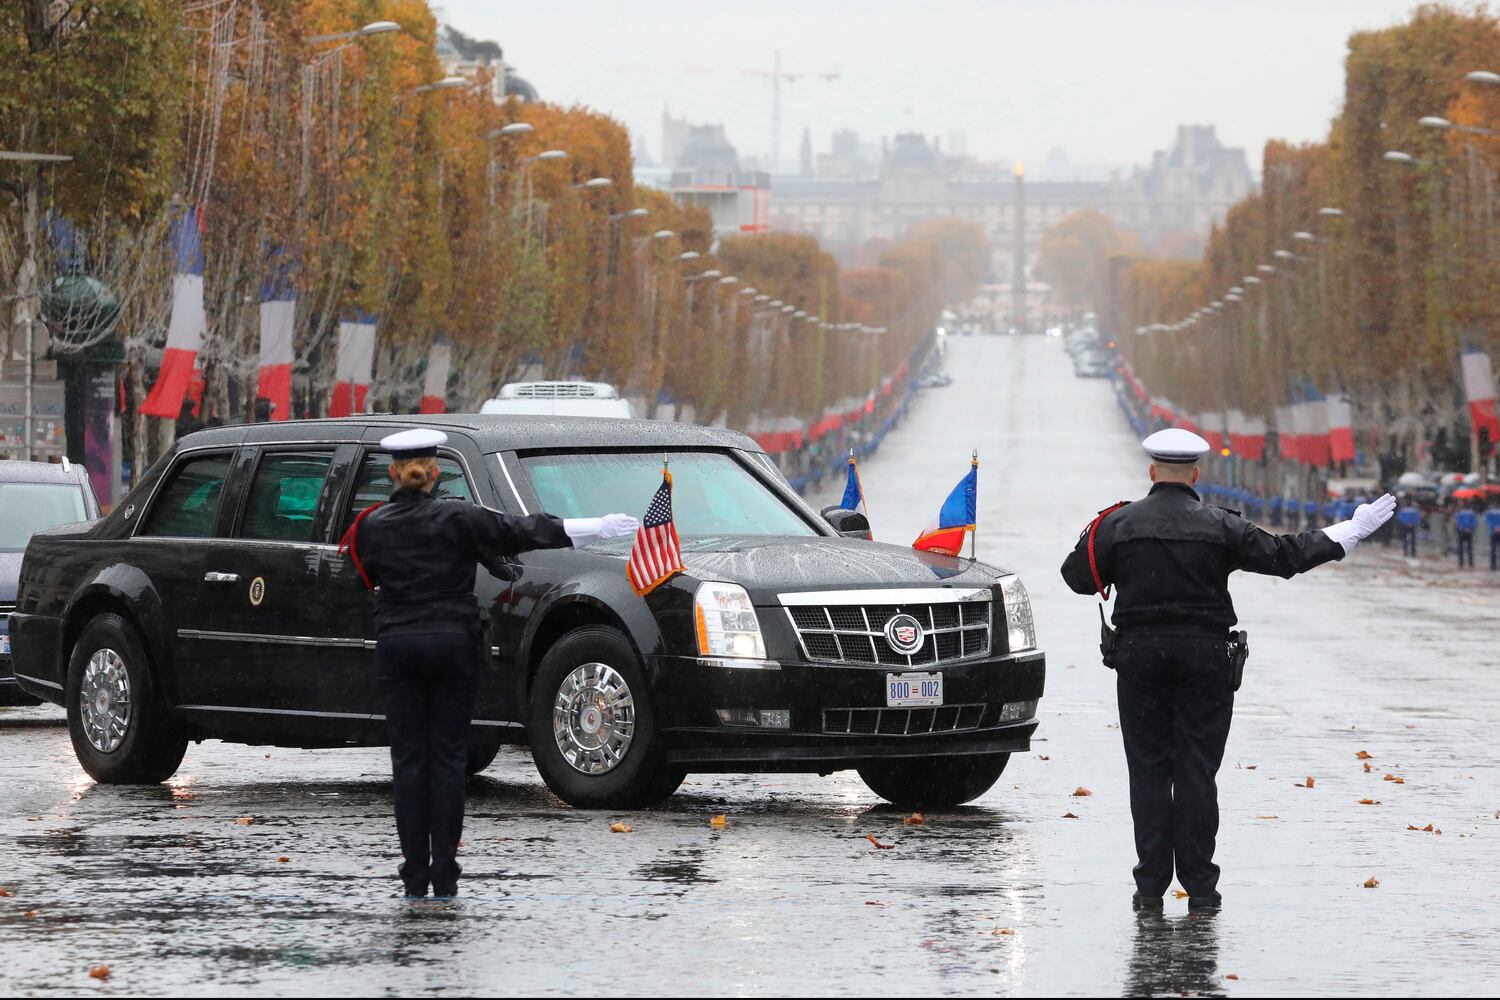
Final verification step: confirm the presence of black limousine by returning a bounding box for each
[9,415,1045,808]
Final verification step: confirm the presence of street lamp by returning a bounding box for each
[308,20,402,44]
[651,229,675,240]
[412,76,469,95]
[1383,150,1418,165]
[1292,231,1316,242]
[1466,70,1500,85]
[573,176,613,191]
[1419,114,1495,136]
[491,122,534,139]
[677,251,700,261]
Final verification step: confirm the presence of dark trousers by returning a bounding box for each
[376,630,480,896]
[1401,525,1417,557]
[1458,530,1475,568]
[1114,633,1234,898]
[1491,533,1500,571]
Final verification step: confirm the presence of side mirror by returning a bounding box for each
[821,505,872,540]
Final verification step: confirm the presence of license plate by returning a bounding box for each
[0,635,9,656]
[886,671,943,707]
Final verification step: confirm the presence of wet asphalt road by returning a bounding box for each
[3,335,1499,996]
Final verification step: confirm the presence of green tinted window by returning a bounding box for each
[141,454,232,538]
[241,453,333,543]
[519,451,815,537]
[339,452,474,534]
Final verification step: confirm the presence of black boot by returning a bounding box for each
[1187,893,1223,912]
[1132,892,1164,911]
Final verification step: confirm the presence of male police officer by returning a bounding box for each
[1061,428,1395,911]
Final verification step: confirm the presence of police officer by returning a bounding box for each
[1485,498,1500,571]
[1061,428,1395,912]
[345,429,639,899]
[1455,502,1479,569]
[1397,495,1422,557]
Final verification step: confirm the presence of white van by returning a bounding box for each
[478,381,634,419]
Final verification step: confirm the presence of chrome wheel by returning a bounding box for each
[552,661,636,775]
[80,648,132,754]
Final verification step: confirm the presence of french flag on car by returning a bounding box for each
[912,452,977,557]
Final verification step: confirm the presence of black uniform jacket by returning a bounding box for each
[349,487,571,636]
[1061,481,1344,634]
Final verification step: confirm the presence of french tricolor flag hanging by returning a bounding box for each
[329,312,376,417]
[1297,385,1332,467]
[257,269,295,422]
[1326,390,1356,464]
[1461,346,1500,444]
[1198,412,1225,453]
[419,338,453,414]
[1275,405,1298,463]
[140,207,206,418]
[1227,410,1267,461]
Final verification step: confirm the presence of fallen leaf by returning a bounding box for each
[1254,815,1279,820]
[1356,750,1372,760]
[709,814,728,829]
[1172,889,1190,899]
[1061,811,1078,819]
[609,822,633,834]
[903,813,925,826]
[277,856,290,863]
[865,833,895,850]
[172,790,195,800]
[1295,777,1315,788]
[1358,799,1381,806]
[1226,973,1240,981]
[23,910,37,919]
[1363,762,1373,774]
[989,927,1015,936]
[1038,755,1051,761]
[1245,764,1258,770]
[89,965,110,980]
[1363,877,1380,889]
[234,816,254,826]
[1383,773,1405,784]
[1072,786,1092,797]
[0,888,10,897]
[864,900,886,907]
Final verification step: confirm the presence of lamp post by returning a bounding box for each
[307,20,402,45]
[486,121,534,210]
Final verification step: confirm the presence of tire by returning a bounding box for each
[857,753,1010,808]
[65,613,187,784]
[466,740,502,776]
[528,626,676,809]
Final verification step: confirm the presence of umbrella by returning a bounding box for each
[1397,471,1430,488]
[1484,483,1500,496]
[1452,487,1483,500]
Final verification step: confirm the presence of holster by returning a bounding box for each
[1228,629,1249,691]
[1099,604,1118,669]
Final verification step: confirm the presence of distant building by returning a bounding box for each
[435,23,537,104]
[666,123,770,237]
[772,125,1253,281]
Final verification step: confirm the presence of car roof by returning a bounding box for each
[174,414,765,454]
[0,459,90,484]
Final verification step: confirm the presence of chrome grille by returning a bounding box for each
[785,596,992,667]
[822,704,986,736]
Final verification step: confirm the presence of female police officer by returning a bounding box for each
[344,428,637,899]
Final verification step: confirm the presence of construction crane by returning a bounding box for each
[742,51,839,174]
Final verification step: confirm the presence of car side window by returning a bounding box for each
[338,452,474,535]
[240,453,334,543]
[139,454,233,538]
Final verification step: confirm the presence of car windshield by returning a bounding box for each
[517,451,816,537]
[0,482,87,551]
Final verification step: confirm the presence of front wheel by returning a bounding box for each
[528,626,677,809]
[65,613,187,784]
[857,753,1009,808]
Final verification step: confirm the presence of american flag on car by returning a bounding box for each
[628,466,686,596]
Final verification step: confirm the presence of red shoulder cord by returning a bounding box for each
[1086,501,1129,600]
[337,502,384,590]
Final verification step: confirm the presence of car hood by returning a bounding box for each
[0,550,20,603]
[585,534,1007,598]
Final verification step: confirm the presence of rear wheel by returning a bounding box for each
[65,613,187,784]
[857,753,1009,808]
[528,626,678,809]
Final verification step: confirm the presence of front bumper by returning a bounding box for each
[648,649,1045,771]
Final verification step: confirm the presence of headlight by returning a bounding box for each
[999,574,1037,652]
[694,582,767,660]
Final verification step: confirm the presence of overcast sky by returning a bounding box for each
[436,0,1434,175]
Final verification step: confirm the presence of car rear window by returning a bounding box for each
[518,451,816,537]
[240,453,333,543]
[338,453,474,535]
[0,483,88,551]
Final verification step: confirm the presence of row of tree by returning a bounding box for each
[1,1,986,470]
[1040,4,1500,479]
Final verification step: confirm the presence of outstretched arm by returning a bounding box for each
[1234,494,1394,577]
[466,506,639,556]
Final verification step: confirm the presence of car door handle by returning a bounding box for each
[204,572,241,583]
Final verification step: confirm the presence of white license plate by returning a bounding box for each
[886,671,943,707]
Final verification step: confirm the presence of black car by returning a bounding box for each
[10,416,1045,808]
[1,459,101,705]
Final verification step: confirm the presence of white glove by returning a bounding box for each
[1322,493,1396,554]
[562,513,639,548]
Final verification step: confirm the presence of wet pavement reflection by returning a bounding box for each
[2,337,1498,995]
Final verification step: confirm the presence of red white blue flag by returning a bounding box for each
[329,312,376,417]
[912,453,977,556]
[419,337,452,414]
[628,468,686,596]
[1461,346,1500,443]
[141,207,206,418]
[839,451,869,532]
[257,260,295,422]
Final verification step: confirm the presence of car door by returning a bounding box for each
[319,437,508,727]
[131,449,238,709]
[185,445,348,728]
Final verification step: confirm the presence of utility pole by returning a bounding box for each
[2,150,73,462]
